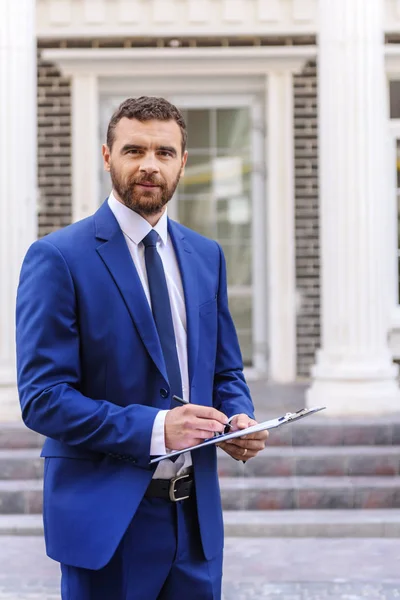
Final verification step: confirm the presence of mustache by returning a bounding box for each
[131,176,164,186]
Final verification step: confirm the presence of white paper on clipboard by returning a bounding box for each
[149,406,326,465]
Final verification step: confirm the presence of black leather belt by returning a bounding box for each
[145,472,194,502]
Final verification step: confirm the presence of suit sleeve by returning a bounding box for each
[212,242,255,420]
[16,239,158,467]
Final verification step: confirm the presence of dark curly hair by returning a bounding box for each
[106,96,187,154]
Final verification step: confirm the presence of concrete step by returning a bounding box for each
[265,415,400,447]
[217,446,400,477]
[3,416,400,450]
[3,509,400,538]
[2,446,400,481]
[0,450,43,480]
[0,424,43,449]
[223,509,400,537]
[219,476,400,510]
[0,480,42,514]
[2,477,400,514]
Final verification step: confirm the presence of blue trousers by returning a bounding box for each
[60,494,223,599]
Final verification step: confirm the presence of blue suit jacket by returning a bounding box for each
[16,200,255,570]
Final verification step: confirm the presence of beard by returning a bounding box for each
[110,165,181,216]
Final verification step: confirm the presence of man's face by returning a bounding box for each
[102,117,188,218]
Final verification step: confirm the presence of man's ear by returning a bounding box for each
[102,144,111,172]
[180,150,188,177]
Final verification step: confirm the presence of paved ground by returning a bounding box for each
[1,537,400,599]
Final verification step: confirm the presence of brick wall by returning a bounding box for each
[37,53,72,238]
[294,61,320,378]
[36,43,321,378]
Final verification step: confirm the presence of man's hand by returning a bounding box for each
[164,404,228,451]
[218,414,268,461]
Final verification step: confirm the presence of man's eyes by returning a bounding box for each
[126,149,173,158]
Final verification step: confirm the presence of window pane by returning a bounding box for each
[238,331,252,366]
[217,108,250,150]
[397,142,400,304]
[186,110,211,149]
[220,242,252,286]
[397,140,400,189]
[178,195,215,238]
[216,197,251,240]
[212,155,250,199]
[228,294,252,331]
[390,82,400,119]
[181,154,213,196]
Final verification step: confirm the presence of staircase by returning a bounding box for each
[1,382,400,537]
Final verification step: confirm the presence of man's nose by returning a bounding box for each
[139,155,160,174]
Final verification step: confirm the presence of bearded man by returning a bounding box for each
[16,96,268,600]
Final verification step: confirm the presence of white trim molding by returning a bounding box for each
[37,0,318,38]
[42,45,315,383]
[41,46,317,78]
[36,0,400,38]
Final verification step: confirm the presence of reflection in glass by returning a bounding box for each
[390,82,400,120]
[181,154,212,196]
[178,196,215,239]
[217,108,250,150]
[229,295,252,331]
[186,110,210,149]
[396,141,400,304]
[236,331,252,366]
[223,242,252,287]
[176,106,254,365]
[397,140,400,189]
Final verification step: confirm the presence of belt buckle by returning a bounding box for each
[169,473,190,502]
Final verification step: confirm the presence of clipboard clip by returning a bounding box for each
[281,407,323,423]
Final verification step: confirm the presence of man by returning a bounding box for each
[16,96,268,599]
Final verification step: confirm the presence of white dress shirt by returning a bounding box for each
[108,191,192,478]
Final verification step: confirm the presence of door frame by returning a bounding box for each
[42,45,313,381]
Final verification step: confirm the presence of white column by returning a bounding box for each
[71,73,99,222]
[0,0,37,420]
[266,70,296,382]
[307,0,400,414]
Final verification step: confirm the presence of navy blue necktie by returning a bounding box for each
[142,230,182,410]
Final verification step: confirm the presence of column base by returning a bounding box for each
[0,385,23,422]
[306,378,400,415]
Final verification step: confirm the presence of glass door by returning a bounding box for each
[170,95,266,371]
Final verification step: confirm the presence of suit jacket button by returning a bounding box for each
[160,388,169,399]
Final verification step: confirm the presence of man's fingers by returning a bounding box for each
[179,404,228,425]
[233,415,252,429]
[240,430,269,441]
[226,438,266,451]
[188,418,225,434]
[218,442,258,460]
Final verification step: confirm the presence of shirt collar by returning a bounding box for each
[108,190,168,246]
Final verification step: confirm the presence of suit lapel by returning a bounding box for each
[168,220,199,387]
[94,201,168,383]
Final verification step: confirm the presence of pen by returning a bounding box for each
[172,395,233,432]
[173,395,245,463]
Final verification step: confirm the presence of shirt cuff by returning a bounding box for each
[150,410,169,455]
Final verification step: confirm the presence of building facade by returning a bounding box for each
[2,0,400,418]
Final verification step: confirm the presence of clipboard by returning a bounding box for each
[149,405,326,465]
